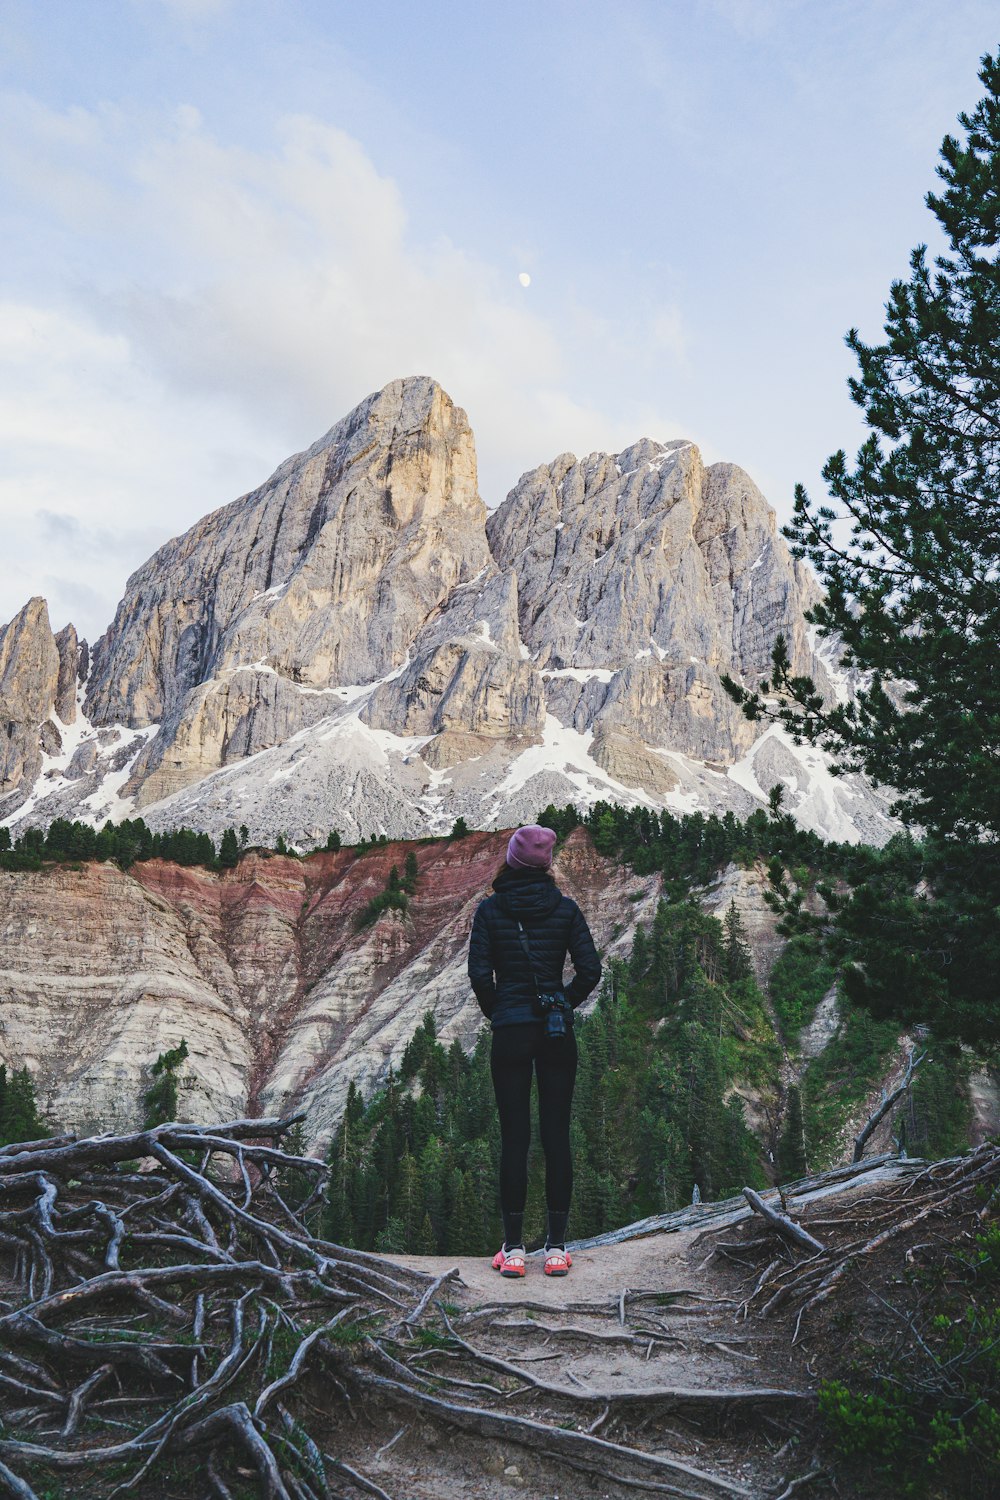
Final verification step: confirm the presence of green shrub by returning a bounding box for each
[768,934,836,1040]
[354,887,408,930]
[143,1039,189,1128]
[819,1205,1000,1496]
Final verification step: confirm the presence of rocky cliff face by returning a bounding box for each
[487,440,828,768]
[0,598,86,817]
[0,829,664,1147]
[85,378,488,806]
[0,375,896,844]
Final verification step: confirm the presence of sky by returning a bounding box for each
[1,0,998,643]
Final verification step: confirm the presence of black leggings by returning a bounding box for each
[490,1023,578,1221]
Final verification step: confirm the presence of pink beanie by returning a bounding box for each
[506,824,557,869]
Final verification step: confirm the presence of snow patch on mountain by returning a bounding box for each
[727,723,892,844]
[3,663,898,850]
[2,679,158,831]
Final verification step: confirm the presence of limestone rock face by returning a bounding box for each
[361,571,544,754]
[85,378,490,804]
[0,599,85,813]
[54,625,83,724]
[5,380,897,845]
[486,441,827,763]
[588,727,679,795]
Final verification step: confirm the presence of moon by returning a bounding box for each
[518,272,531,288]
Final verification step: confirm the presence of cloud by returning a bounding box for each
[140,0,235,20]
[699,0,791,39]
[0,298,275,641]
[114,110,657,496]
[0,97,690,636]
[37,510,168,561]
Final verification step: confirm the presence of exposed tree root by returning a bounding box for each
[348,1367,755,1499]
[0,1115,431,1498]
[719,1144,1000,1342]
[12,1118,963,1496]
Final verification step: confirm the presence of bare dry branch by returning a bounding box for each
[853,1049,926,1163]
[741,1190,826,1256]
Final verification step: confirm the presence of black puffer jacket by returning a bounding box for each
[468,867,602,1028]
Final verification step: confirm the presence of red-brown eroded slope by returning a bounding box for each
[0,830,662,1147]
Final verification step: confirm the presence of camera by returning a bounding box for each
[534,990,573,1041]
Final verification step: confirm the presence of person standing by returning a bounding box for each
[468,825,602,1277]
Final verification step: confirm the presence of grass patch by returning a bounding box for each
[768,933,836,1042]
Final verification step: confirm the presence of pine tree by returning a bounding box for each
[449,1170,486,1254]
[723,53,1000,1049]
[351,1164,377,1247]
[443,1166,468,1254]
[143,1040,189,1128]
[408,1093,436,1157]
[628,924,650,989]
[323,1079,367,1245]
[274,1121,313,1211]
[723,904,754,987]
[325,829,341,852]
[449,817,469,840]
[635,1104,682,1215]
[778,1084,808,1181]
[419,1137,447,1248]
[195,832,216,866]
[895,1052,971,1159]
[392,1151,425,1247]
[0,1065,48,1146]
[323,1158,352,1245]
[416,1211,437,1254]
[219,828,240,868]
[374,1216,405,1254]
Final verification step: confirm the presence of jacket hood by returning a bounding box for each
[492,866,563,924]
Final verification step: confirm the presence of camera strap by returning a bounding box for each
[516,921,540,1000]
[516,920,571,1037]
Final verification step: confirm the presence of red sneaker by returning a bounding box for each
[543,1248,572,1276]
[492,1245,526,1277]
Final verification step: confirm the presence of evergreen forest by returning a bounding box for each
[322,869,974,1257]
[0,797,982,1258]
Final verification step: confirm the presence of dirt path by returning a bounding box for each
[385,1229,706,1307]
[328,1163,928,1498]
[321,1163,930,1498]
[332,1225,815,1500]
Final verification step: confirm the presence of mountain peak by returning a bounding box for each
[0,595,85,811]
[1,383,893,847]
[299,375,465,467]
[82,373,487,804]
